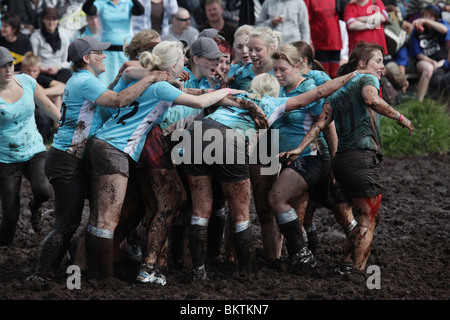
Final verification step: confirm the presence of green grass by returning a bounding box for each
[380,98,450,156]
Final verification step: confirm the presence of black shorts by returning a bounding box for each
[45,147,86,183]
[85,137,130,177]
[332,149,383,199]
[309,174,351,207]
[281,153,331,189]
[184,118,249,183]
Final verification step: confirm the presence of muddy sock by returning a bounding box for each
[207,207,227,259]
[276,208,305,256]
[188,217,208,269]
[85,225,114,279]
[233,221,253,274]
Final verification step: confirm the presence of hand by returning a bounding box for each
[179,70,190,82]
[271,15,284,26]
[398,115,414,135]
[150,70,172,82]
[245,100,269,129]
[226,88,246,96]
[46,66,59,76]
[278,148,301,165]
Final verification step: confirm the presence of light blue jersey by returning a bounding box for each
[182,67,212,89]
[94,81,183,162]
[273,78,329,158]
[52,69,109,158]
[94,0,134,86]
[231,63,275,91]
[0,74,45,163]
[304,69,331,86]
[205,93,289,140]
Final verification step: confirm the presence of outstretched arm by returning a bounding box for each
[285,71,357,111]
[362,85,414,135]
[279,102,334,164]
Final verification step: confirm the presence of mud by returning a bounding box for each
[0,155,448,305]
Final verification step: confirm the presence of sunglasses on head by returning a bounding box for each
[175,17,190,22]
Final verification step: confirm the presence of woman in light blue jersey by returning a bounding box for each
[0,46,60,246]
[81,0,145,86]
[27,35,161,281]
[279,42,414,274]
[229,24,253,77]
[231,26,281,91]
[185,69,360,281]
[83,40,245,280]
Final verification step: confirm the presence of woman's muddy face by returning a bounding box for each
[195,55,220,79]
[234,34,251,65]
[362,50,385,80]
[248,36,272,68]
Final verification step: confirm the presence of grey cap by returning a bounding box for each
[0,47,14,67]
[190,37,225,59]
[67,36,111,63]
[160,34,188,48]
[198,28,225,40]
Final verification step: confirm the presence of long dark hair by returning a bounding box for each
[337,42,384,76]
[290,40,327,73]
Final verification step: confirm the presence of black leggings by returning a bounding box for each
[34,148,88,276]
[0,152,52,245]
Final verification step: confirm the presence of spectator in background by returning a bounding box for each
[74,12,101,40]
[405,0,434,22]
[82,0,145,86]
[1,0,37,35]
[168,7,199,46]
[198,0,237,48]
[30,7,72,83]
[0,12,33,73]
[256,0,310,45]
[409,3,450,102]
[344,0,389,55]
[21,51,64,144]
[131,0,179,35]
[304,0,343,78]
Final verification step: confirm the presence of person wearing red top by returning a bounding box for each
[304,0,343,78]
[344,0,389,55]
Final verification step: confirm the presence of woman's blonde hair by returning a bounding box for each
[233,25,254,47]
[124,29,161,60]
[271,43,302,68]
[249,26,282,52]
[139,41,184,77]
[249,73,280,100]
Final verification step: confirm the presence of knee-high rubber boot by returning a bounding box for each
[276,208,306,257]
[207,207,227,260]
[188,218,209,269]
[85,226,114,279]
[233,221,253,274]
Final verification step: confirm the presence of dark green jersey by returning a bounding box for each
[326,74,382,154]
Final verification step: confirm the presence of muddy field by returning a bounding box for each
[0,154,448,309]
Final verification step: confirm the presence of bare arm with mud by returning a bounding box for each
[285,71,357,111]
[362,85,414,135]
[278,102,334,164]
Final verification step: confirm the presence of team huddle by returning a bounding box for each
[0,1,417,286]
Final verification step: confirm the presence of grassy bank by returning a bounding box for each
[380,99,450,156]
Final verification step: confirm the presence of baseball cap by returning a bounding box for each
[42,7,60,20]
[190,37,225,59]
[423,4,442,19]
[198,28,225,41]
[0,46,14,67]
[160,34,188,48]
[67,36,111,63]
